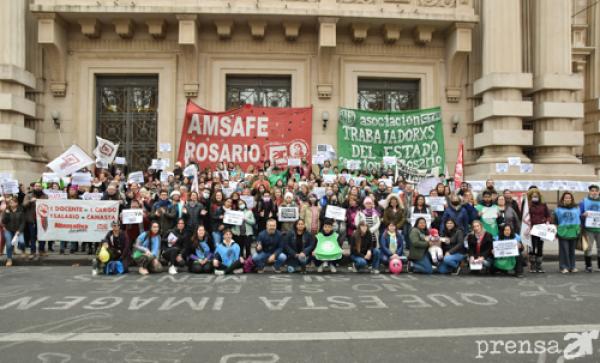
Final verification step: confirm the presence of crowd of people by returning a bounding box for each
[2,158,600,277]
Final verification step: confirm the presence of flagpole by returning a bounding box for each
[57,127,66,150]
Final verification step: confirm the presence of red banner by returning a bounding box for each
[178,101,312,168]
[453,139,464,190]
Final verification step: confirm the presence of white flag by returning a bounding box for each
[93,136,119,163]
[47,145,94,177]
[520,196,531,248]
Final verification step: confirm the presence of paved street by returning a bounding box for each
[0,267,599,362]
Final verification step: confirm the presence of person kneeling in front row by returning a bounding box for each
[253,219,287,273]
[93,221,130,275]
[133,221,163,275]
[283,219,315,273]
[213,229,244,275]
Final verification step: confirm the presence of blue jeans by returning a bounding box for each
[411,254,433,274]
[212,231,223,246]
[438,253,465,274]
[252,251,287,269]
[559,238,576,270]
[4,230,25,260]
[286,254,311,268]
[351,249,381,270]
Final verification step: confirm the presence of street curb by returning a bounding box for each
[0,254,580,267]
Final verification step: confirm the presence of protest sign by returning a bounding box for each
[36,200,119,242]
[278,206,299,222]
[0,180,19,195]
[425,196,446,212]
[43,190,67,200]
[585,211,600,228]
[42,173,60,184]
[159,143,172,152]
[223,210,244,226]
[71,172,92,186]
[493,239,520,258]
[531,224,557,241]
[325,205,347,221]
[114,157,126,165]
[128,171,144,184]
[287,158,301,167]
[82,192,103,201]
[322,174,337,184]
[121,209,144,224]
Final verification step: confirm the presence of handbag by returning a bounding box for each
[576,233,589,252]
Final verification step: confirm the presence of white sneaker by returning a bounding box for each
[233,268,243,275]
[330,264,337,273]
[168,265,178,275]
[214,269,225,275]
[317,262,326,273]
[349,263,357,273]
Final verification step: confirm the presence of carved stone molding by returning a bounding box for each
[37,13,67,97]
[283,21,301,41]
[177,14,199,97]
[351,23,369,43]
[248,20,267,40]
[413,26,434,45]
[445,22,473,102]
[215,19,234,39]
[418,0,456,7]
[382,24,401,44]
[146,19,167,39]
[78,18,101,39]
[113,18,134,38]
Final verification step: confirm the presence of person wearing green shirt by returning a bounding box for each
[268,166,289,187]
[475,191,500,238]
[313,219,342,273]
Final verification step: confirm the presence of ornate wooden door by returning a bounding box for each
[96,76,158,171]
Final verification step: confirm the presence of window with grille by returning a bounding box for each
[357,78,420,111]
[225,75,292,110]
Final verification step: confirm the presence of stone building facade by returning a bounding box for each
[1,0,599,183]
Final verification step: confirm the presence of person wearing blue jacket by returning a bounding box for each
[213,229,244,275]
[253,219,287,273]
[133,221,163,275]
[579,184,600,272]
[440,194,470,235]
[187,225,214,274]
[379,223,404,266]
[282,219,315,273]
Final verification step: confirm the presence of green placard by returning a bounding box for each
[337,107,446,172]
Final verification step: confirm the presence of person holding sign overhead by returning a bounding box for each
[553,192,581,274]
[579,184,600,272]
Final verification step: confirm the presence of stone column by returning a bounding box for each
[0,0,37,177]
[472,0,533,163]
[530,0,584,163]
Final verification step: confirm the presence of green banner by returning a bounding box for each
[337,107,446,172]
